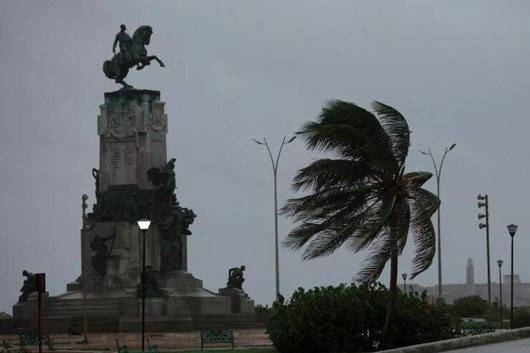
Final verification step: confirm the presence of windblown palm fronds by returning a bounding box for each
[282,100,439,340]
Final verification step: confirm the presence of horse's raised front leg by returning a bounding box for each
[147,55,165,68]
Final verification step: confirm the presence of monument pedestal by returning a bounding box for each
[218,288,255,313]
[12,292,49,324]
[2,89,262,334]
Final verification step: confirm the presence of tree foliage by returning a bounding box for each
[282,100,440,339]
[451,295,488,317]
[283,100,439,281]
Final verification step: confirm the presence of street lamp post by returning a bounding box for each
[402,273,407,294]
[419,144,456,300]
[478,194,492,306]
[507,224,518,329]
[497,259,504,330]
[81,194,89,344]
[137,219,151,351]
[253,136,295,300]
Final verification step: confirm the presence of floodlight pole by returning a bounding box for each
[420,144,455,300]
[253,136,295,300]
[478,195,492,306]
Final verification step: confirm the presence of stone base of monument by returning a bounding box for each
[12,292,49,322]
[134,298,165,315]
[0,317,13,334]
[159,271,203,288]
[119,315,194,332]
[218,288,255,313]
[185,295,232,315]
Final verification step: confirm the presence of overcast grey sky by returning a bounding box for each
[1,1,529,313]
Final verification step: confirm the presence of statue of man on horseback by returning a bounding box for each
[103,25,165,89]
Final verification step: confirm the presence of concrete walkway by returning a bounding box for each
[381,327,530,353]
[1,329,272,352]
[445,337,530,353]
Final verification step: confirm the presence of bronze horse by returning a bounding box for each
[103,25,165,89]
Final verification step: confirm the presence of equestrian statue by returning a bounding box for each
[103,24,165,89]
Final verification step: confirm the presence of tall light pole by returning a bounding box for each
[507,224,518,329]
[497,259,504,330]
[419,143,456,300]
[253,136,296,300]
[478,194,491,306]
[402,273,407,294]
[81,194,89,344]
[137,219,151,351]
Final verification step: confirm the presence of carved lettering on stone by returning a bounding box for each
[123,147,134,166]
[111,148,121,169]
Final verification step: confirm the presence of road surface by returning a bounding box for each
[446,338,530,353]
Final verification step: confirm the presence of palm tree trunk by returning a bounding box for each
[382,252,398,344]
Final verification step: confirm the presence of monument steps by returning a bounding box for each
[192,313,265,330]
[44,298,124,318]
[70,316,120,332]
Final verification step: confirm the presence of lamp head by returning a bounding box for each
[418,149,429,155]
[448,143,456,151]
[477,194,486,200]
[137,219,151,230]
[402,273,407,280]
[497,259,504,268]
[478,202,486,208]
[507,224,518,237]
[478,213,486,220]
[287,136,296,143]
[479,223,487,229]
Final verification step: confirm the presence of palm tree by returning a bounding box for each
[282,100,439,341]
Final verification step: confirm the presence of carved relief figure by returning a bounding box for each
[92,168,100,196]
[136,265,167,299]
[90,231,116,277]
[147,158,177,204]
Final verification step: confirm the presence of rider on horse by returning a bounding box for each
[104,24,165,89]
[112,24,132,76]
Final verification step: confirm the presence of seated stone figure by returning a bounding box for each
[19,270,36,302]
[227,265,246,290]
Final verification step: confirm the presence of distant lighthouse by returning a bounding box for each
[466,258,475,285]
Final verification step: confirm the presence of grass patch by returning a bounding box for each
[460,319,508,329]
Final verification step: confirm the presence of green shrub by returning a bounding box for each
[513,307,530,328]
[481,305,509,323]
[451,295,488,317]
[255,304,271,314]
[267,283,457,353]
[386,291,457,348]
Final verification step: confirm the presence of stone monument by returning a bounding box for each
[6,25,257,334]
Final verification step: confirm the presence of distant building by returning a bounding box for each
[420,258,530,306]
[466,257,474,285]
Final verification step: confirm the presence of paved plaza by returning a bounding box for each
[446,337,530,353]
[1,329,272,352]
